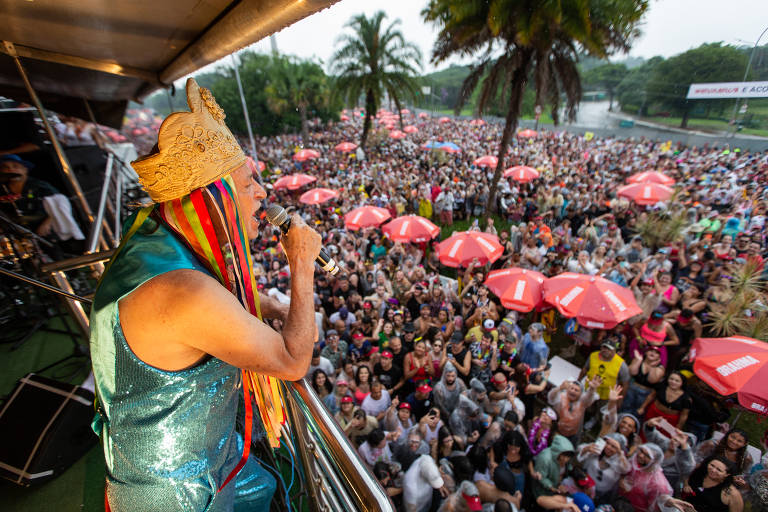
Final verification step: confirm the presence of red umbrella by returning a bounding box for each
[691,336,768,414]
[617,183,674,205]
[403,125,418,134]
[340,115,350,121]
[436,231,504,268]
[389,130,406,139]
[299,188,338,205]
[484,268,546,312]
[382,215,440,243]
[627,171,675,186]
[273,173,317,190]
[503,165,540,183]
[335,142,358,152]
[438,116,451,124]
[542,273,642,329]
[418,112,429,119]
[474,155,498,167]
[344,206,391,230]
[293,149,320,161]
[469,119,486,126]
[518,129,538,138]
[400,108,410,114]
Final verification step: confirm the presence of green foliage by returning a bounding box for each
[422,0,648,216]
[582,62,628,110]
[140,52,336,138]
[329,11,422,148]
[646,43,749,127]
[616,56,663,114]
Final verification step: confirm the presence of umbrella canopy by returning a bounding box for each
[469,119,486,126]
[517,129,538,138]
[403,125,419,134]
[273,173,317,190]
[438,116,451,123]
[400,108,410,114]
[293,149,321,161]
[474,155,498,167]
[439,142,461,153]
[503,165,540,183]
[340,115,350,121]
[627,171,675,186]
[344,206,391,230]
[335,141,357,152]
[617,183,674,205]
[382,215,440,243]
[436,231,504,268]
[418,112,429,119]
[543,273,642,329]
[299,187,338,205]
[389,130,406,139]
[484,268,546,312]
[691,336,768,414]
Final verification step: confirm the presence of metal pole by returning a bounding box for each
[114,159,122,244]
[231,54,258,159]
[2,41,96,228]
[730,25,768,136]
[87,153,114,253]
[0,267,91,304]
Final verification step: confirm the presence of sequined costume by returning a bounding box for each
[90,213,276,511]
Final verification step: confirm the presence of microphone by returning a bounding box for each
[265,204,340,275]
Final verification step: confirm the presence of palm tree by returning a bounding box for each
[330,11,422,148]
[422,0,649,215]
[264,56,329,144]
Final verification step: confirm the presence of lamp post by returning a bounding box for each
[730,25,768,136]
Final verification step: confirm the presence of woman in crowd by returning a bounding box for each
[666,456,744,512]
[639,371,692,430]
[622,347,665,414]
[311,368,337,413]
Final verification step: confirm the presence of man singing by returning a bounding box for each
[90,79,320,511]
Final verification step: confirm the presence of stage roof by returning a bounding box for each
[0,0,338,127]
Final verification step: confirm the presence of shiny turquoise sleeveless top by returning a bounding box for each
[90,213,274,511]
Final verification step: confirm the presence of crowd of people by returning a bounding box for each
[243,112,768,512]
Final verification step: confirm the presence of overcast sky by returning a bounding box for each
[236,0,768,73]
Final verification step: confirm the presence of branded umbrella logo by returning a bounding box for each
[716,355,760,377]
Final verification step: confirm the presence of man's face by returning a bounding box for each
[389,337,402,352]
[566,382,582,401]
[327,335,339,348]
[381,356,392,369]
[445,371,456,386]
[0,160,29,184]
[233,165,267,240]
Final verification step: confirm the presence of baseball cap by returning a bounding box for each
[381,350,393,359]
[601,338,619,351]
[326,329,339,337]
[403,322,415,333]
[462,492,482,511]
[398,402,411,410]
[336,379,348,386]
[341,396,354,403]
[338,306,349,319]
[353,332,365,340]
[483,319,495,330]
[0,154,34,169]
[363,301,373,309]
[416,383,432,394]
[571,492,595,512]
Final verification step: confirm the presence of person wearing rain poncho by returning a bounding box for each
[643,416,697,493]
[433,362,467,416]
[577,432,631,505]
[449,394,493,449]
[531,434,584,511]
[618,443,673,512]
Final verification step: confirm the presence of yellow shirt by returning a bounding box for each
[586,352,624,400]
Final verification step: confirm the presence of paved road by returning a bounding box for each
[572,100,613,128]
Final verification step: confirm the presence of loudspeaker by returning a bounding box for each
[0,373,98,486]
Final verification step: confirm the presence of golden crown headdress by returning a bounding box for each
[131,78,246,203]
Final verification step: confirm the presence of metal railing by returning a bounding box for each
[282,379,395,512]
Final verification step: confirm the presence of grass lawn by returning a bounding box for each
[644,115,768,138]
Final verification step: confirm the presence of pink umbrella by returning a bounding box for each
[503,165,540,182]
[484,268,546,312]
[403,125,418,134]
[418,112,429,119]
[293,149,320,161]
[543,273,642,329]
[517,129,538,138]
[340,115,350,121]
[469,119,486,126]
[400,109,410,114]
[389,130,407,139]
[344,206,391,230]
[474,155,498,167]
[617,183,674,205]
[382,215,440,243]
[627,171,675,186]
[438,116,451,124]
[299,188,338,205]
[436,231,504,268]
[273,173,317,191]
[335,142,358,152]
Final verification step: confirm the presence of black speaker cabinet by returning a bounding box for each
[0,373,98,486]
